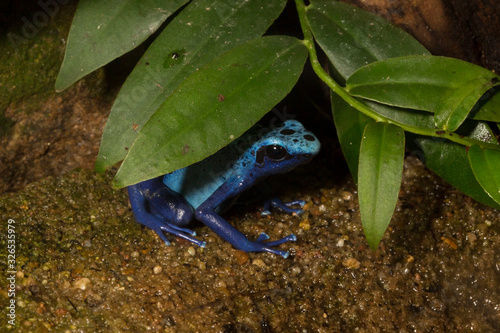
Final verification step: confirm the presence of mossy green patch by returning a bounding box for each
[0,1,78,113]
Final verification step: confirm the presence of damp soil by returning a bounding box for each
[0,156,498,332]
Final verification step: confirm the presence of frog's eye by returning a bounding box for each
[266,145,287,160]
[256,144,288,165]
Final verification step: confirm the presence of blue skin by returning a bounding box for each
[128,120,320,258]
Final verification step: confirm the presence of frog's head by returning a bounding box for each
[252,120,320,176]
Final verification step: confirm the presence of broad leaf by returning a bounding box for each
[468,146,500,205]
[307,0,429,81]
[358,122,405,250]
[409,134,500,210]
[474,87,500,121]
[365,100,435,129]
[331,92,373,182]
[113,36,308,187]
[96,0,287,172]
[55,0,188,91]
[346,56,500,130]
[457,120,496,144]
[309,0,428,185]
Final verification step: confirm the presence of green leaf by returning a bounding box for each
[346,56,500,130]
[96,0,287,172]
[307,0,429,81]
[308,0,427,186]
[468,146,500,205]
[409,134,500,210]
[435,78,498,130]
[365,100,436,129]
[358,122,405,250]
[456,119,497,144]
[55,0,188,91]
[113,36,308,188]
[331,92,373,182]
[474,87,500,122]
[366,99,498,140]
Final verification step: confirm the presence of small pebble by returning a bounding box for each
[252,258,267,268]
[153,265,162,274]
[197,261,206,270]
[73,277,92,290]
[215,280,227,288]
[291,266,301,275]
[55,307,68,317]
[466,232,477,243]
[342,258,360,269]
[341,191,353,201]
[299,219,311,230]
[233,250,249,265]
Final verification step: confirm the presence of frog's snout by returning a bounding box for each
[277,120,321,159]
[302,131,321,157]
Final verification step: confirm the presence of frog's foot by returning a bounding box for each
[262,198,306,216]
[243,233,297,258]
[149,217,206,248]
[128,184,206,248]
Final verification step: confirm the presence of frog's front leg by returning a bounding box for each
[195,180,296,258]
[128,177,206,248]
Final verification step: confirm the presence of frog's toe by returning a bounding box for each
[259,245,291,258]
[254,233,296,246]
[262,198,306,215]
[168,224,197,236]
[260,234,297,247]
[246,233,297,258]
[151,226,172,246]
[153,222,205,248]
[268,248,290,258]
[284,200,306,208]
[282,200,305,214]
[255,232,270,242]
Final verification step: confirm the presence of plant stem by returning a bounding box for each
[295,0,499,150]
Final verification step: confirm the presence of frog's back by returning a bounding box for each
[163,143,241,208]
[163,120,320,209]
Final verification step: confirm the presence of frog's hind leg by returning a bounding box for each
[128,178,206,248]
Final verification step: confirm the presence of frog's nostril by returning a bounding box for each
[304,134,316,141]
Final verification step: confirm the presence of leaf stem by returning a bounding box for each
[295,0,499,150]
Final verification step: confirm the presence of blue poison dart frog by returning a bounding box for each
[127,120,320,258]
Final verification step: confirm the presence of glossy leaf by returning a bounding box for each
[113,36,308,187]
[346,56,500,130]
[310,0,428,187]
[55,0,188,91]
[457,120,496,144]
[331,92,373,182]
[408,134,500,210]
[468,146,500,205]
[474,87,500,121]
[307,0,429,81]
[96,0,287,172]
[365,100,435,129]
[358,122,405,250]
[361,82,500,211]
